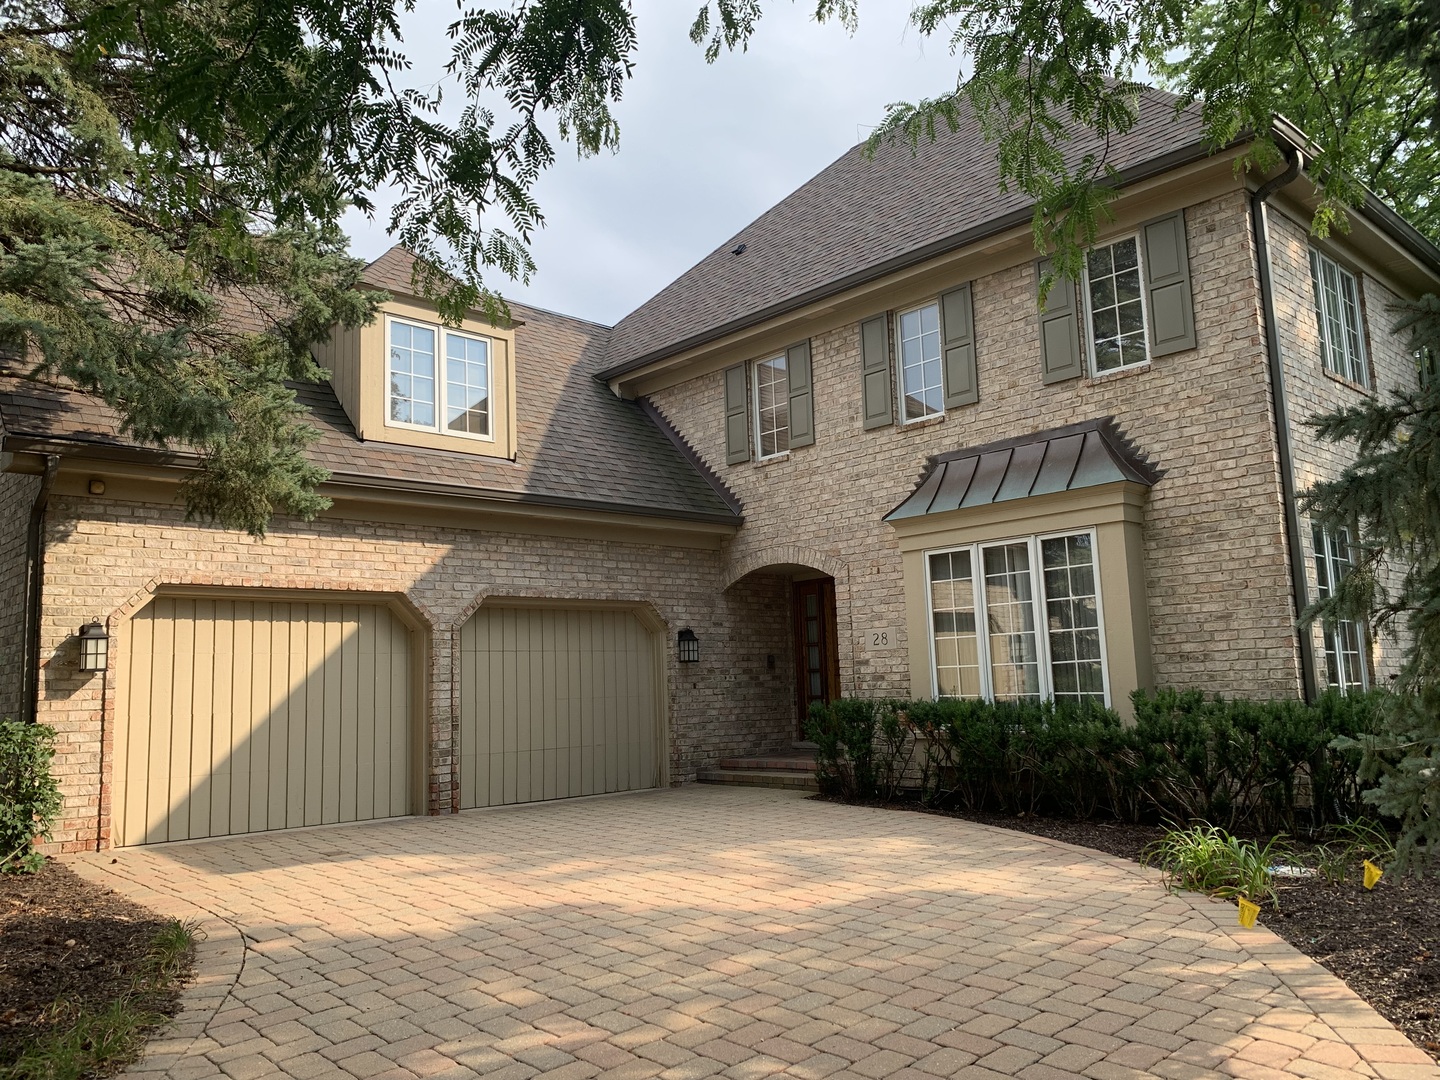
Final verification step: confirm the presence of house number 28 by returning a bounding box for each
[871,631,890,646]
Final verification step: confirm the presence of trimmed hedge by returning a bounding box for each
[807,688,1383,833]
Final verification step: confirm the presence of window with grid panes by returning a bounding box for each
[1308,249,1368,387]
[752,354,789,458]
[1084,237,1149,374]
[1312,524,1367,692]
[897,302,943,421]
[927,531,1107,705]
[388,317,493,438]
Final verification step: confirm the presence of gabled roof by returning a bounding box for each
[600,87,1208,378]
[0,281,741,525]
[885,418,1160,522]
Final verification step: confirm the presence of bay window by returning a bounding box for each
[928,530,1107,705]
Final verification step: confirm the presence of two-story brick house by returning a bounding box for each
[4,87,1438,850]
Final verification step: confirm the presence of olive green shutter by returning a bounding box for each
[724,363,750,464]
[940,284,978,408]
[860,315,893,429]
[1141,211,1196,356]
[1038,259,1084,384]
[786,340,815,448]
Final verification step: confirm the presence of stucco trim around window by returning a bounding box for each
[890,482,1153,721]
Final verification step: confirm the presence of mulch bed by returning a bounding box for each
[851,799,1440,1063]
[0,861,188,1068]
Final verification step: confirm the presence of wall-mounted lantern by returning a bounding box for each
[78,622,109,673]
[677,628,700,664]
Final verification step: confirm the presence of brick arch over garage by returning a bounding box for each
[721,547,849,592]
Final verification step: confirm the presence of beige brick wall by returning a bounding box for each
[35,496,795,851]
[1267,207,1421,687]
[0,471,39,721]
[650,191,1304,702]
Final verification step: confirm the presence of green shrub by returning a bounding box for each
[907,697,1007,810]
[1025,700,1130,819]
[1130,688,1243,827]
[806,698,913,801]
[907,697,1127,817]
[0,719,63,873]
[1143,823,1291,906]
[1130,688,1385,833]
[816,688,1386,830]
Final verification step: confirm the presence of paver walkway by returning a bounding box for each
[69,786,1438,1080]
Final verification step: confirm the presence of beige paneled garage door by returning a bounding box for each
[115,596,414,846]
[459,606,661,809]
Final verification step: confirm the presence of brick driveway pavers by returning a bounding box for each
[68,786,1438,1080]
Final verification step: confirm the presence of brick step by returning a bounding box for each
[716,754,817,772]
[696,768,820,792]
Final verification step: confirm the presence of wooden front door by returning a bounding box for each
[793,578,840,737]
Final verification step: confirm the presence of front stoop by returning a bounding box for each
[697,748,819,792]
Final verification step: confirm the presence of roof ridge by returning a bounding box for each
[599,88,1209,378]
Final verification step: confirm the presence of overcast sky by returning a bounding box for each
[340,3,962,326]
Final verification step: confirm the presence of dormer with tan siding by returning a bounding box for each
[313,245,518,460]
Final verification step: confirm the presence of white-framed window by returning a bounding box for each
[388,319,436,428]
[386,316,493,439]
[1312,524,1367,692]
[753,354,789,458]
[1083,236,1150,374]
[897,302,943,421]
[927,530,1108,705]
[1418,346,1438,388]
[1309,249,1368,387]
[445,333,491,436]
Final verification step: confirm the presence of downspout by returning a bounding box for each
[1251,151,1320,702]
[22,455,60,723]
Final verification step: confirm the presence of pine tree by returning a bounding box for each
[1,0,637,535]
[1303,299,1440,871]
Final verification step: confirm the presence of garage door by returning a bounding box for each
[115,597,414,846]
[458,606,661,809]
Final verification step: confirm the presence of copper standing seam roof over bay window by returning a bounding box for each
[884,417,1162,522]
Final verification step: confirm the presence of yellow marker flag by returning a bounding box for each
[1237,897,1261,928]
[1363,860,1383,890]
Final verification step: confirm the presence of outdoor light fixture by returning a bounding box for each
[78,622,109,673]
[677,628,700,664]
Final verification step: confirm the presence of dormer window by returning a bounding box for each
[386,316,492,439]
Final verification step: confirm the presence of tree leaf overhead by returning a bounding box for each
[0,0,639,535]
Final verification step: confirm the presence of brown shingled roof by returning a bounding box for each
[0,278,740,524]
[601,87,1208,376]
